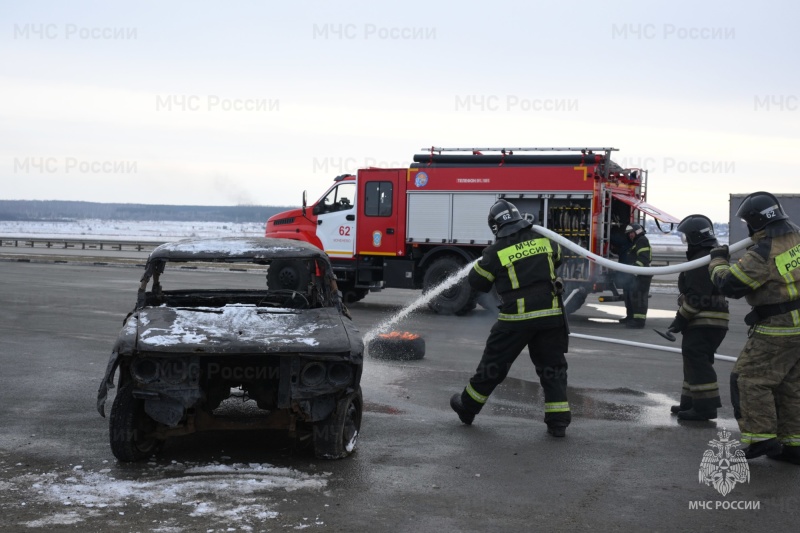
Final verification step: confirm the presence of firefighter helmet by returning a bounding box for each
[487,200,531,237]
[735,191,788,231]
[677,214,718,247]
[625,223,645,240]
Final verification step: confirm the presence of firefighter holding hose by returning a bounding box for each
[450,200,571,437]
[669,215,729,421]
[709,191,800,463]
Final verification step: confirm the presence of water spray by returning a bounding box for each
[363,261,476,344]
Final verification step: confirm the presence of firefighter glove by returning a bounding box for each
[669,313,689,333]
[709,245,729,262]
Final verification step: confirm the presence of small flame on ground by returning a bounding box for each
[363,260,477,344]
[378,331,420,340]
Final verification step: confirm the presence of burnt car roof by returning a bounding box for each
[148,237,328,262]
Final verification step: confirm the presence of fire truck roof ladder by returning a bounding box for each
[414,147,618,169]
[424,147,618,153]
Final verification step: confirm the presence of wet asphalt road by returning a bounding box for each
[1,259,799,532]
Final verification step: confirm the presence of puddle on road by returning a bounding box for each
[388,371,713,427]
[477,376,675,425]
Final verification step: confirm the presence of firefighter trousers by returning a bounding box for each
[730,333,800,447]
[624,275,652,321]
[677,327,725,413]
[460,320,570,428]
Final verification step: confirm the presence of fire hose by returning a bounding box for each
[568,333,737,362]
[532,224,753,276]
[531,225,752,363]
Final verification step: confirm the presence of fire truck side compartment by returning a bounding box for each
[383,259,416,289]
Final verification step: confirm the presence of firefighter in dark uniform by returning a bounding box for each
[709,192,800,463]
[620,223,652,329]
[670,215,729,421]
[450,200,571,437]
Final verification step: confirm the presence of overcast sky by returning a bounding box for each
[2,0,798,222]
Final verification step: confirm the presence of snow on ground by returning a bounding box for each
[0,220,265,241]
[9,461,330,530]
[0,219,720,248]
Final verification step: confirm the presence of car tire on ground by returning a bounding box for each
[367,333,425,361]
[267,260,311,292]
[423,256,477,315]
[109,381,164,462]
[313,387,363,459]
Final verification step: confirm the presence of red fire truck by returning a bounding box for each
[265,147,680,315]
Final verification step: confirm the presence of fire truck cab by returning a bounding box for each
[266,147,680,315]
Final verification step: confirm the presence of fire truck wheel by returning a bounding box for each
[368,333,425,361]
[459,294,479,315]
[267,260,311,292]
[423,257,476,315]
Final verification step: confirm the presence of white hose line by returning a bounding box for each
[569,332,737,362]
[532,225,753,276]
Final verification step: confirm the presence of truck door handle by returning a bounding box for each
[346,215,355,221]
[387,228,395,235]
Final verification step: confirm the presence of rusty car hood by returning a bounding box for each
[133,305,357,355]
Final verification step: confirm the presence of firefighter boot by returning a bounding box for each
[625,318,646,329]
[768,445,800,465]
[547,426,566,437]
[677,408,717,421]
[671,395,693,414]
[450,394,475,425]
[743,438,782,460]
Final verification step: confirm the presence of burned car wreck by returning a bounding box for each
[97,237,363,462]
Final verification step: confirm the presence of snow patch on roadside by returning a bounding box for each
[12,462,328,529]
[0,220,264,241]
[24,511,96,527]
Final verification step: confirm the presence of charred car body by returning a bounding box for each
[97,237,364,461]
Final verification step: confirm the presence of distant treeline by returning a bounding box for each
[0,200,293,222]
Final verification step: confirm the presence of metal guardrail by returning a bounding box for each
[0,236,688,264]
[0,236,165,252]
